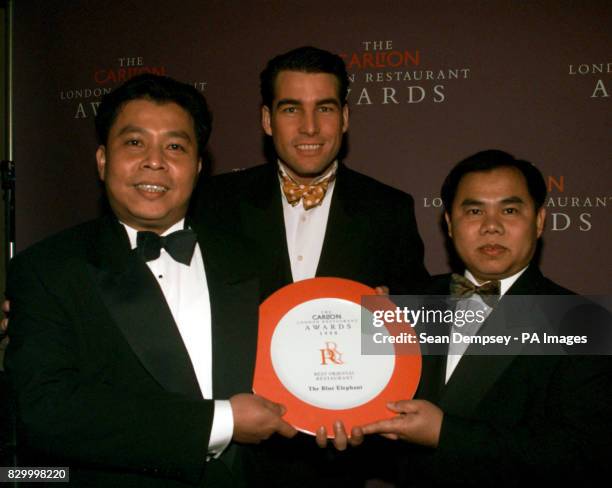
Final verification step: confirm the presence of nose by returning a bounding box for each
[479,213,504,235]
[142,145,166,170]
[299,110,319,136]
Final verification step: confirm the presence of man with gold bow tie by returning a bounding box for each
[194,46,429,487]
[195,46,429,299]
[356,150,612,486]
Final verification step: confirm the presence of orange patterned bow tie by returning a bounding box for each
[280,173,335,210]
[450,273,500,308]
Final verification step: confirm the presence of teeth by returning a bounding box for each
[296,144,322,150]
[136,184,167,193]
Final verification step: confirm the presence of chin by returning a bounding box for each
[470,264,508,281]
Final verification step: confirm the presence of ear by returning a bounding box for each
[444,212,453,238]
[96,146,107,181]
[261,105,272,136]
[341,104,349,133]
[535,207,546,238]
[197,157,202,174]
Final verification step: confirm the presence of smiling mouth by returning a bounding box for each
[135,184,168,193]
[295,144,323,151]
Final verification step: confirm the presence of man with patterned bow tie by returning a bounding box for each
[195,45,429,299]
[5,74,296,487]
[193,46,429,486]
[357,150,612,486]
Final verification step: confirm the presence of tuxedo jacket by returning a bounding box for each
[5,215,260,487]
[193,163,429,486]
[402,265,612,487]
[193,162,429,298]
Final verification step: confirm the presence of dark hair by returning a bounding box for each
[260,46,350,108]
[441,150,547,212]
[95,74,212,158]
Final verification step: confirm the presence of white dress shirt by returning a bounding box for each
[279,161,337,282]
[445,266,528,382]
[122,220,233,458]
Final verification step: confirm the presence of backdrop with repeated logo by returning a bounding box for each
[12,0,611,293]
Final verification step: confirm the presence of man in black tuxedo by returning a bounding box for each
[193,46,429,486]
[360,150,612,486]
[5,74,296,487]
[195,46,428,300]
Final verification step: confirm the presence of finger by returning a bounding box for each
[316,426,328,447]
[381,433,399,441]
[374,286,390,295]
[261,398,284,416]
[275,402,287,416]
[276,419,297,439]
[1,319,7,333]
[349,426,364,447]
[316,426,328,448]
[332,421,348,451]
[387,400,419,414]
[360,419,399,435]
[2,300,9,313]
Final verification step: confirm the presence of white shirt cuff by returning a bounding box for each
[207,400,234,460]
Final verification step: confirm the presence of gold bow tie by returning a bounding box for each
[280,173,334,210]
[450,273,500,308]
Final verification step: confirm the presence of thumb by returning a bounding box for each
[387,400,418,414]
[265,399,285,416]
[276,419,298,438]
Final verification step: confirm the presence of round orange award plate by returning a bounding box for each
[254,277,421,437]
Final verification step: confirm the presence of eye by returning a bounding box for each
[503,207,518,214]
[282,106,298,114]
[168,143,185,152]
[318,105,335,113]
[125,139,142,146]
[467,208,482,215]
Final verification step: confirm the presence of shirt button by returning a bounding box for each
[297,255,303,261]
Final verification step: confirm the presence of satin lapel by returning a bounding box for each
[88,217,202,399]
[316,165,369,277]
[241,166,292,288]
[438,266,546,415]
[504,264,548,295]
[418,354,448,404]
[190,220,259,398]
[416,288,450,403]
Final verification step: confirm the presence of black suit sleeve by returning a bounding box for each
[414,356,612,485]
[5,254,214,484]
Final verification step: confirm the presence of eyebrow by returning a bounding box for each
[116,125,145,137]
[165,130,193,142]
[315,98,341,107]
[115,125,193,142]
[459,198,484,207]
[275,98,341,109]
[500,196,525,205]
[459,196,526,207]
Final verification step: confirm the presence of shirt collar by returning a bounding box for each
[465,266,528,297]
[277,160,338,185]
[121,219,186,250]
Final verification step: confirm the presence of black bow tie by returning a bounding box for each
[136,229,197,265]
[450,273,500,308]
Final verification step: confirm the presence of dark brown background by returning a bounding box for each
[12,0,611,293]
